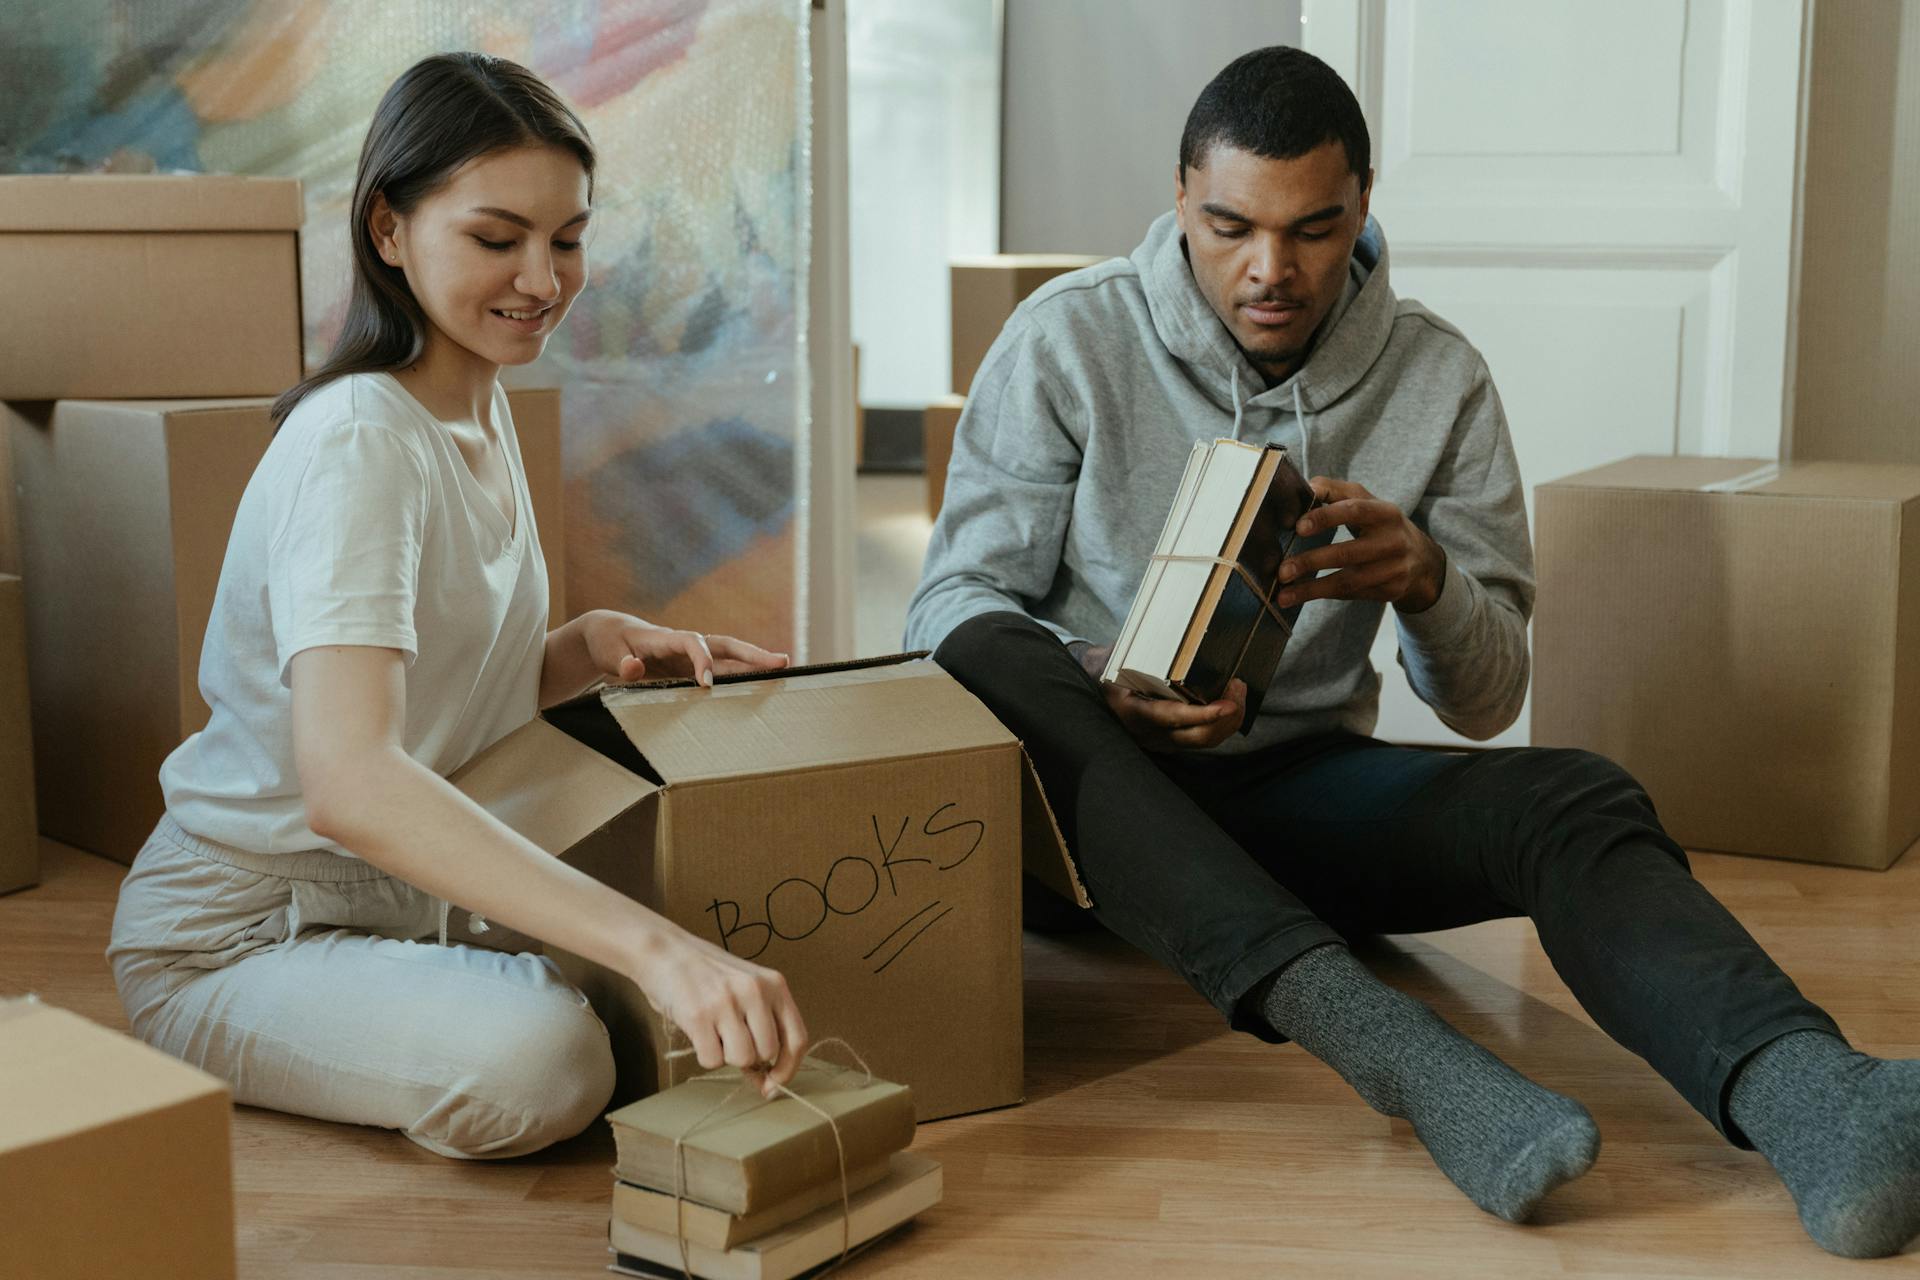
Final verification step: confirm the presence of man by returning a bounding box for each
[905,46,1919,1258]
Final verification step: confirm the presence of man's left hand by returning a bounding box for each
[1274,478,1447,614]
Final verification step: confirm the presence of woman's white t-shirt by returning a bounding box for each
[161,371,551,856]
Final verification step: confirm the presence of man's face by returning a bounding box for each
[1175,140,1371,382]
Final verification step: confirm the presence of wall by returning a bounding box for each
[1000,0,1302,256]
[1791,0,1920,462]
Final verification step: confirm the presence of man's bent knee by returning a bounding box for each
[1514,746,1690,876]
[932,610,1053,677]
[932,610,1063,691]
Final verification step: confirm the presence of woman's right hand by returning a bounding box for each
[631,925,810,1099]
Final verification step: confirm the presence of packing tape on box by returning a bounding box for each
[1698,463,1782,493]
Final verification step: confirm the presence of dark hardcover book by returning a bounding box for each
[1168,446,1331,723]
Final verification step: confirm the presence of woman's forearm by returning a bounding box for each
[312,744,668,978]
[539,610,606,707]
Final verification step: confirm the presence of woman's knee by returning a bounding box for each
[408,990,616,1159]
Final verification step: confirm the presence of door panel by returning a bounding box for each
[1305,0,1806,747]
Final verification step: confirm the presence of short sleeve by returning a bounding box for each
[267,420,432,684]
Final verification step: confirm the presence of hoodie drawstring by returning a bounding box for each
[1229,365,1245,441]
[1292,379,1311,481]
[1229,364,1313,482]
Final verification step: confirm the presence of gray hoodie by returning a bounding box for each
[904,212,1534,752]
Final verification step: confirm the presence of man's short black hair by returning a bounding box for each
[1179,46,1370,187]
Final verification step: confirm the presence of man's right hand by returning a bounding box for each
[1073,643,1248,751]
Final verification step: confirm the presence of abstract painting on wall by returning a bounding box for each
[3,0,812,653]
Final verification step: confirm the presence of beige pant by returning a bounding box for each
[108,815,615,1159]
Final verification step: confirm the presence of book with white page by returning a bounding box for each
[1103,438,1326,725]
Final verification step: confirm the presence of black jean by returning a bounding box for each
[935,611,1840,1143]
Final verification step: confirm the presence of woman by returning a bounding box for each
[108,52,808,1159]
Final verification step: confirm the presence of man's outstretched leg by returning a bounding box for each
[1482,749,1920,1259]
[935,611,1596,1221]
[1180,736,1920,1258]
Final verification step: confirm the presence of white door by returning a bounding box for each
[1302,0,1808,747]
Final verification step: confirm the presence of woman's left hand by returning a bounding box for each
[581,611,789,687]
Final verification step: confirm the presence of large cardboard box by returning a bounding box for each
[0,998,236,1280]
[1532,456,1920,869]
[0,576,34,894]
[6,387,569,863]
[923,394,963,520]
[0,175,304,400]
[0,423,19,576]
[950,254,1103,394]
[451,656,1086,1121]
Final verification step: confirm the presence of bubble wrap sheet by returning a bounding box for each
[3,0,812,652]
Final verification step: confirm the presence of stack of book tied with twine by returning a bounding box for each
[1103,438,1327,725]
[603,1045,936,1279]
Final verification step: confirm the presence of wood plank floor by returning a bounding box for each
[4,835,1916,1278]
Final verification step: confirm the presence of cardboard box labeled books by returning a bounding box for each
[451,656,1086,1121]
[0,174,304,400]
[0,575,35,894]
[0,998,236,1280]
[6,387,568,863]
[1532,456,1920,870]
[949,254,1102,394]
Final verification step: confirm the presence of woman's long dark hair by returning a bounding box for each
[272,53,595,425]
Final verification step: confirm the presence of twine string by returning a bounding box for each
[658,1024,875,1280]
[1149,552,1293,634]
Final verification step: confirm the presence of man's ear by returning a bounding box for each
[1354,169,1374,230]
[1174,162,1189,226]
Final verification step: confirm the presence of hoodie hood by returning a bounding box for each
[1133,209,1392,419]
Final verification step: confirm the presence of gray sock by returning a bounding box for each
[1729,1029,1920,1258]
[1260,943,1598,1223]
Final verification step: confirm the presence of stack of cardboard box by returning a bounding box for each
[929,255,1102,520]
[0,175,569,867]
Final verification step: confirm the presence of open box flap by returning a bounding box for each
[595,655,1017,785]
[1021,749,1090,908]
[449,718,658,854]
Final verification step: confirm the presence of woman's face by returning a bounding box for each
[373,144,592,369]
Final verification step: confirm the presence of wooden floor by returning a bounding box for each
[4,835,1917,1278]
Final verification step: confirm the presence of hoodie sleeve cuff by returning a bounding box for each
[1396,558,1478,649]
